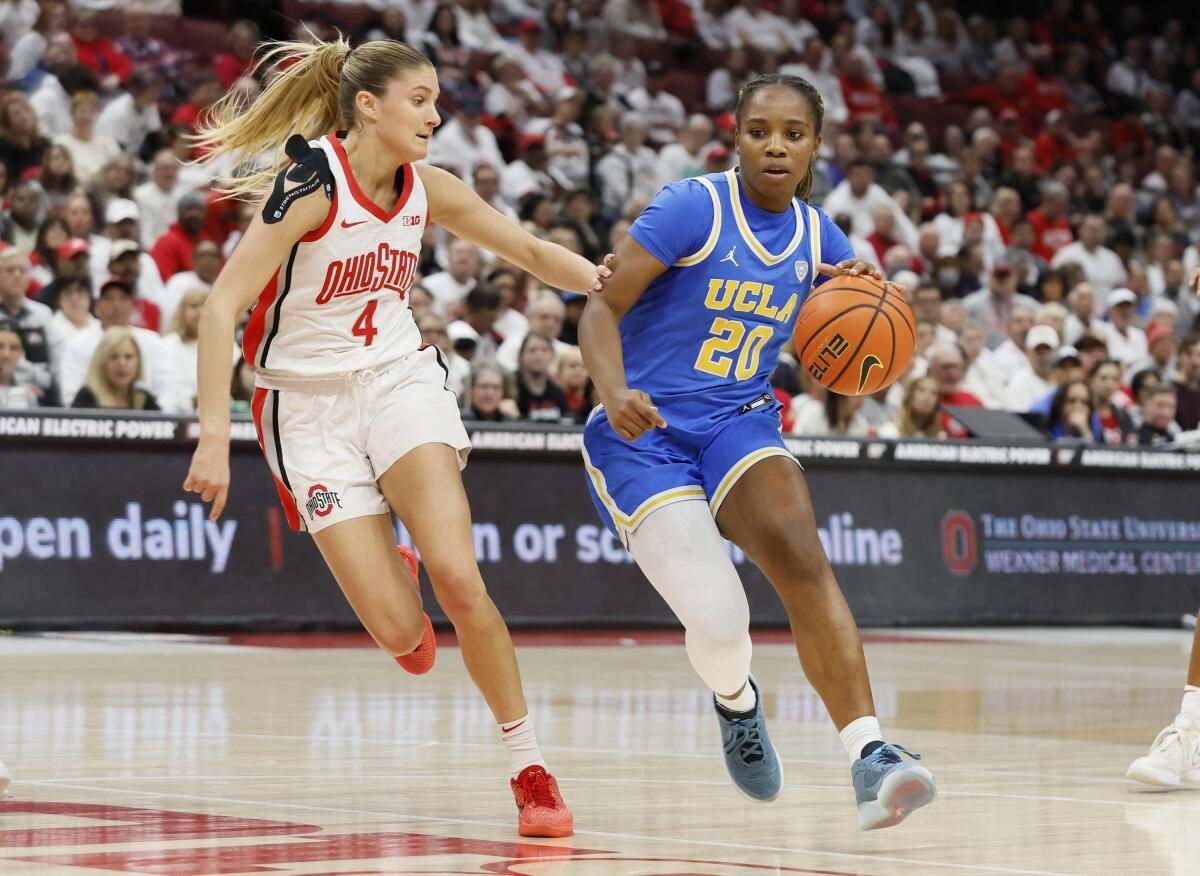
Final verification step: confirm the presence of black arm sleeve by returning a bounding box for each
[262,134,336,224]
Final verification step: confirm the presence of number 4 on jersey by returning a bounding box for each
[353,300,378,346]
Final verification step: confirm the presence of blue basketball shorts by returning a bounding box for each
[581,395,801,546]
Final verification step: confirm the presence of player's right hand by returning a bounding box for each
[1190,267,1200,293]
[605,388,667,442]
[183,439,231,522]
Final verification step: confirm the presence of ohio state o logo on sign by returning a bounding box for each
[942,511,977,576]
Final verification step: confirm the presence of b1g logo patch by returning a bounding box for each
[305,484,342,519]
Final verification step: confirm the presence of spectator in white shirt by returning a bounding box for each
[503,19,568,97]
[426,90,505,179]
[159,240,221,331]
[133,150,186,250]
[603,0,667,40]
[28,34,76,138]
[524,86,590,190]
[54,90,119,185]
[454,0,506,52]
[1101,288,1149,366]
[1050,214,1128,309]
[500,133,555,207]
[780,37,848,126]
[417,311,471,400]
[1062,282,1101,346]
[608,35,647,92]
[484,55,545,130]
[627,61,686,148]
[657,114,713,187]
[59,276,178,412]
[695,0,734,49]
[1002,324,1060,411]
[473,163,518,221]
[1105,38,1150,100]
[423,237,482,318]
[821,160,919,247]
[962,258,1041,349]
[45,275,97,368]
[932,179,1006,267]
[97,72,163,157]
[722,0,789,55]
[90,198,164,309]
[707,47,754,113]
[596,116,661,219]
[497,290,574,372]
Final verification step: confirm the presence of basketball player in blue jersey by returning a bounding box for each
[578,74,937,829]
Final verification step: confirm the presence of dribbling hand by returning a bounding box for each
[183,439,231,522]
[605,388,667,442]
[816,259,884,281]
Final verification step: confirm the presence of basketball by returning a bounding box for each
[792,275,915,397]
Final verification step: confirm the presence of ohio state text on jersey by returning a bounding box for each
[244,133,427,377]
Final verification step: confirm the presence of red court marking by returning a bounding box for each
[222,629,987,649]
[0,802,319,847]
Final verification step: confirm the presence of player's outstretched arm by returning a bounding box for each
[578,233,669,443]
[183,186,329,522]
[418,163,610,294]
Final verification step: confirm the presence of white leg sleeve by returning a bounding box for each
[627,499,752,697]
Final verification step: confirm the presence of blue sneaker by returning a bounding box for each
[852,743,937,830]
[713,675,783,802]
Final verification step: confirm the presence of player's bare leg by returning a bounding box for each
[1128,606,1200,788]
[717,456,935,829]
[379,442,572,836]
[313,513,428,661]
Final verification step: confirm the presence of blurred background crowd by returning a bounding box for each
[0,0,1198,447]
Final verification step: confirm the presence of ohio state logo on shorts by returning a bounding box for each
[305,484,343,519]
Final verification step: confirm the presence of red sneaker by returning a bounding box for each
[394,546,436,675]
[510,765,574,838]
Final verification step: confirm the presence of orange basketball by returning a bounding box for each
[792,275,915,396]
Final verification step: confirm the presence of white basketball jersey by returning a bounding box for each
[244,134,426,378]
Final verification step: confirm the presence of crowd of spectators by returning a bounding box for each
[0,0,1198,448]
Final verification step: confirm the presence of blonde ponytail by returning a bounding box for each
[196,35,432,202]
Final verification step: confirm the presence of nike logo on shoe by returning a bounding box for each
[341,218,368,228]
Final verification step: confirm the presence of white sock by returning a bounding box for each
[715,678,757,714]
[499,713,544,778]
[840,715,883,764]
[1180,686,1200,723]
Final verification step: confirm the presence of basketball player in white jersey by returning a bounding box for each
[183,38,612,837]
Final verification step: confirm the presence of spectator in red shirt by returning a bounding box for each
[1033,109,1077,172]
[839,54,896,129]
[1018,53,1068,127]
[956,64,1023,129]
[1026,179,1074,262]
[928,343,984,438]
[213,20,260,90]
[71,10,132,89]
[150,192,207,281]
[170,72,221,133]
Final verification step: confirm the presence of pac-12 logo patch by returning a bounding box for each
[794,260,809,284]
[305,484,342,519]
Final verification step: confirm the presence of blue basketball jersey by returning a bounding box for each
[624,169,855,420]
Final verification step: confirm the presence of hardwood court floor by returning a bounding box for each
[0,627,1196,875]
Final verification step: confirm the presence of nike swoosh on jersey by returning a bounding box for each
[856,354,883,395]
[341,218,369,228]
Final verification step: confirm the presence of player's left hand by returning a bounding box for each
[816,259,883,280]
[590,253,617,293]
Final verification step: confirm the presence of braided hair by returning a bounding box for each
[734,74,825,202]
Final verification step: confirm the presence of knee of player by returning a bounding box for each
[685,606,750,651]
[423,561,486,618]
[758,528,830,584]
[374,613,428,657]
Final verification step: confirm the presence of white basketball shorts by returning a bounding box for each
[251,345,471,533]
